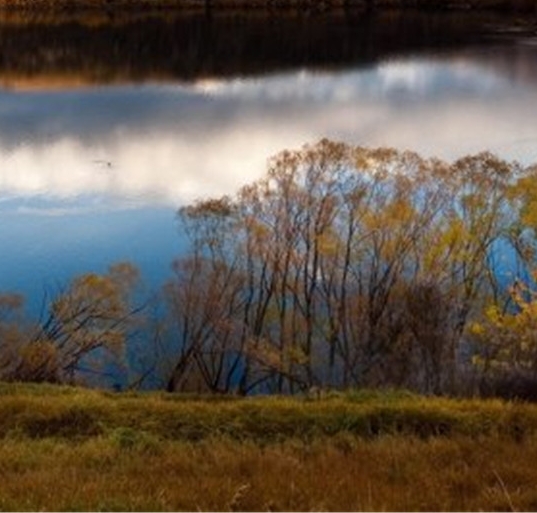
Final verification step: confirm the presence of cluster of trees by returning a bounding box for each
[3,139,537,397]
[162,139,536,396]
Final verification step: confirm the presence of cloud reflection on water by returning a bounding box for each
[1,54,537,215]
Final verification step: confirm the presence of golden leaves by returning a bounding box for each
[18,261,143,383]
[471,279,537,374]
[17,340,58,382]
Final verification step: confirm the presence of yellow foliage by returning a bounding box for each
[473,276,537,374]
[484,304,502,326]
[468,322,485,337]
[316,231,340,257]
[17,341,59,382]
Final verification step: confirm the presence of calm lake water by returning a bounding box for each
[1,10,537,311]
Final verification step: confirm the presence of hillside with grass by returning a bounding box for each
[0,383,536,510]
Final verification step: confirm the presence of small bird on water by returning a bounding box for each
[92,159,113,168]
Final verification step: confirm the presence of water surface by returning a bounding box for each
[1,11,536,310]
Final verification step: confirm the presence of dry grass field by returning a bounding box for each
[2,434,537,510]
[0,384,536,510]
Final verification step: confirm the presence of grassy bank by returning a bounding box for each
[2,384,537,442]
[0,0,535,11]
[2,384,537,510]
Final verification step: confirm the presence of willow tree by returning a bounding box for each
[163,197,254,393]
[468,163,537,397]
[169,139,525,395]
[11,262,144,384]
[0,293,26,379]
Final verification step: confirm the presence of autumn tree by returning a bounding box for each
[468,163,537,398]
[0,293,27,379]
[9,262,143,385]
[167,140,528,396]
[163,197,253,393]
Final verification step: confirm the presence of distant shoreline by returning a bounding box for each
[0,0,535,12]
[0,8,534,90]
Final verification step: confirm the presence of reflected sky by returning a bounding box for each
[2,41,537,308]
[2,51,537,208]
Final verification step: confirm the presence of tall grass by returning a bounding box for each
[1,384,537,510]
[1,434,537,510]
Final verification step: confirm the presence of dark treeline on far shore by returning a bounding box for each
[0,9,534,88]
[0,0,536,12]
[4,140,537,400]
